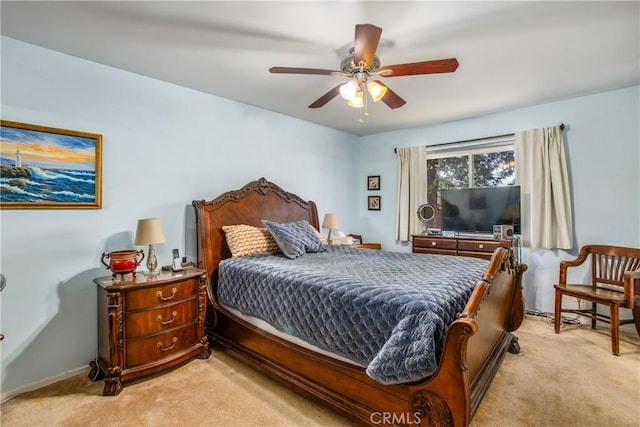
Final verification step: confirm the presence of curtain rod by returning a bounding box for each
[394,123,565,153]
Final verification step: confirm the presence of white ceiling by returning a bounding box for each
[1,1,638,136]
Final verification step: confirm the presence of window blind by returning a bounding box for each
[426,134,515,158]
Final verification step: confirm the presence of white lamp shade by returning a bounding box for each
[339,80,358,100]
[322,213,339,230]
[134,218,166,245]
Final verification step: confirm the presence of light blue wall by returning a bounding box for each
[2,35,639,395]
[358,85,640,313]
[0,37,360,394]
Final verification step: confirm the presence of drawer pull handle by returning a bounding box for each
[157,337,178,351]
[156,288,177,301]
[478,244,484,249]
[431,242,437,247]
[156,311,178,325]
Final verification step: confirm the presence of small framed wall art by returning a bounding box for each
[367,175,380,190]
[368,195,381,211]
[0,120,102,209]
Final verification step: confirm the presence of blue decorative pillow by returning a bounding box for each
[262,220,327,259]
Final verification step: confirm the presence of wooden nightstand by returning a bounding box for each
[347,234,381,250]
[355,243,382,250]
[90,268,210,395]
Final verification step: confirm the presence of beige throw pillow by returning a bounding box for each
[312,227,329,246]
[222,224,279,257]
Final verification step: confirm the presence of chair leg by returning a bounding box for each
[554,289,562,333]
[633,306,640,337]
[610,304,619,356]
[591,302,597,329]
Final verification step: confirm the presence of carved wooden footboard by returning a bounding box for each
[193,178,525,426]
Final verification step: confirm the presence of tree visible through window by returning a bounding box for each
[426,148,515,229]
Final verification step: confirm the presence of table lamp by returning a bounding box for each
[322,213,339,245]
[134,218,166,273]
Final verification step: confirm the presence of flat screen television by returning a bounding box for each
[440,186,521,235]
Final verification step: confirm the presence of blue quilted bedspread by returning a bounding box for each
[217,246,489,384]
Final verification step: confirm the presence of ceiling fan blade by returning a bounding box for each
[269,67,340,76]
[308,84,343,109]
[353,24,382,69]
[379,58,459,77]
[373,81,406,109]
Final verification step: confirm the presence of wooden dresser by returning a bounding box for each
[412,235,514,260]
[91,268,210,395]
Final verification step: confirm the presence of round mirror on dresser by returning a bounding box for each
[417,203,436,234]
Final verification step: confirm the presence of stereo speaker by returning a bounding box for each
[493,224,515,240]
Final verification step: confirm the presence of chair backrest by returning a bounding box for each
[586,245,640,289]
[348,234,363,244]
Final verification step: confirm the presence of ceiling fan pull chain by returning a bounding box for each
[364,83,369,118]
[358,80,365,123]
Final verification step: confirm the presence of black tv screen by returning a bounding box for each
[440,186,521,234]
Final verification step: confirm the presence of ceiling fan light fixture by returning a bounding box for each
[339,80,358,101]
[347,90,364,108]
[269,25,458,114]
[367,81,387,102]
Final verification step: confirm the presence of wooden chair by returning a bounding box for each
[554,245,640,355]
[347,233,363,244]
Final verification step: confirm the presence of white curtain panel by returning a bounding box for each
[395,146,426,241]
[515,126,573,249]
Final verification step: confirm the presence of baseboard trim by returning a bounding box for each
[1,365,89,403]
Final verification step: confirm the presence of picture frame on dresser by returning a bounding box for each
[0,120,102,209]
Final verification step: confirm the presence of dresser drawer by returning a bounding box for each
[458,240,500,254]
[412,235,513,262]
[126,277,198,310]
[125,298,198,338]
[126,324,198,368]
[413,236,457,250]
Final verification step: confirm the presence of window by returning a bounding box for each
[425,137,515,229]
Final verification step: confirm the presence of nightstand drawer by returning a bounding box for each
[125,298,198,338]
[458,240,500,253]
[413,236,457,250]
[126,278,197,310]
[126,324,198,368]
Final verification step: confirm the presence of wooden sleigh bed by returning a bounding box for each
[193,178,526,427]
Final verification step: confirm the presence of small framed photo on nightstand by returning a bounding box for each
[367,175,380,191]
[368,195,381,211]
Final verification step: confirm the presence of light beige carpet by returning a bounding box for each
[2,316,639,427]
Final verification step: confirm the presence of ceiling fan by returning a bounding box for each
[269,24,459,120]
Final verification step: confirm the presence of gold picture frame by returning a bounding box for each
[0,120,102,209]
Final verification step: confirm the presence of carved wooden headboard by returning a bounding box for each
[192,178,319,285]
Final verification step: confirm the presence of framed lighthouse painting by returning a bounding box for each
[0,120,102,209]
